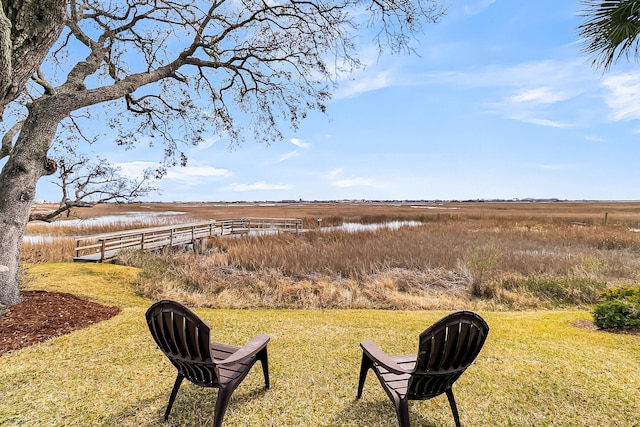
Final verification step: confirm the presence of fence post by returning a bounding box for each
[100,239,106,263]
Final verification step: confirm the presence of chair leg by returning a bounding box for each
[356,352,372,398]
[164,374,184,421]
[258,347,270,389]
[446,389,461,427]
[213,386,233,427]
[393,396,410,427]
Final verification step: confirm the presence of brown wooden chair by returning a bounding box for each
[356,311,489,427]
[146,300,270,426]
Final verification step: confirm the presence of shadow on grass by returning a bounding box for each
[331,398,440,427]
[104,383,271,427]
[103,385,444,427]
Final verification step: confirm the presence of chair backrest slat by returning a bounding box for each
[441,322,460,370]
[447,321,469,370]
[409,311,489,400]
[146,300,217,387]
[175,315,188,356]
[192,326,202,360]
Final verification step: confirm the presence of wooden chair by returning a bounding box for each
[146,300,270,426]
[356,311,489,427]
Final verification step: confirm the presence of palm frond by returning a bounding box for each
[578,0,640,71]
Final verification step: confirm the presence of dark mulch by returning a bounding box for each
[0,290,120,356]
[1,291,636,358]
[573,319,640,336]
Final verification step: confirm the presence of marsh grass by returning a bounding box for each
[23,202,640,309]
[113,219,640,310]
[2,263,639,427]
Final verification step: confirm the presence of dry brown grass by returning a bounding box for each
[24,201,640,310]
[33,200,640,225]
[21,238,76,263]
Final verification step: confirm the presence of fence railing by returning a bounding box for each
[73,217,302,262]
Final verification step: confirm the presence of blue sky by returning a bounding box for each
[35,1,640,202]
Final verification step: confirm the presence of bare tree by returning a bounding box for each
[0,0,444,306]
[29,152,156,222]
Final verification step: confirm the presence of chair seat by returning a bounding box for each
[356,311,489,427]
[372,354,416,398]
[212,342,257,386]
[146,300,270,427]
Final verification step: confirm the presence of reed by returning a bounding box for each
[21,238,76,263]
[23,202,640,309]
[113,218,640,310]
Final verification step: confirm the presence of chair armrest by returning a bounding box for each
[215,334,270,366]
[360,340,412,375]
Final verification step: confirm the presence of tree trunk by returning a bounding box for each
[0,99,62,306]
[0,55,181,306]
[0,0,66,117]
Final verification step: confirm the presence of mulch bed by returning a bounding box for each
[0,291,637,358]
[0,291,120,356]
[573,319,640,336]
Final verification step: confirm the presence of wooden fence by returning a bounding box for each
[73,217,302,262]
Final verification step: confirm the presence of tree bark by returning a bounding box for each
[0,0,66,117]
[0,61,180,306]
[0,98,62,305]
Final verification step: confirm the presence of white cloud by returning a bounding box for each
[419,60,604,128]
[226,181,292,191]
[290,138,311,148]
[333,177,374,188]
[113,161,157,178]
[325,168,343,179]
[193,136,222,151]
[508,115,573,128]
[509,87,571,105]
[585,135,606,143]
[334,71,395,99]
[424,60,590,90]
[113,161,229,186]
[278,150,300,162]
[422,60,594,127]
[463,0,496,16]
[602,73,640,121]
[322,168,375,188]
[165,165,229,180]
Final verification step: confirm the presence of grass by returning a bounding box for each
[111,218,639,310]
[1,263,639,426]
[24,201,640,309]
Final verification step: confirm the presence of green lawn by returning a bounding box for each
[1,263,638,426]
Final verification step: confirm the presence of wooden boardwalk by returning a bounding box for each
[73,217,302,263]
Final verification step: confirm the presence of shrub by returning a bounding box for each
[519,276,607,305]
[592,286,640,329]
[468,245,502,297]
[599,286,640,302]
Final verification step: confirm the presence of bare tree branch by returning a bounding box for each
[1,120,22,159]
[29,152,157,222]
[0,0,444,306]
